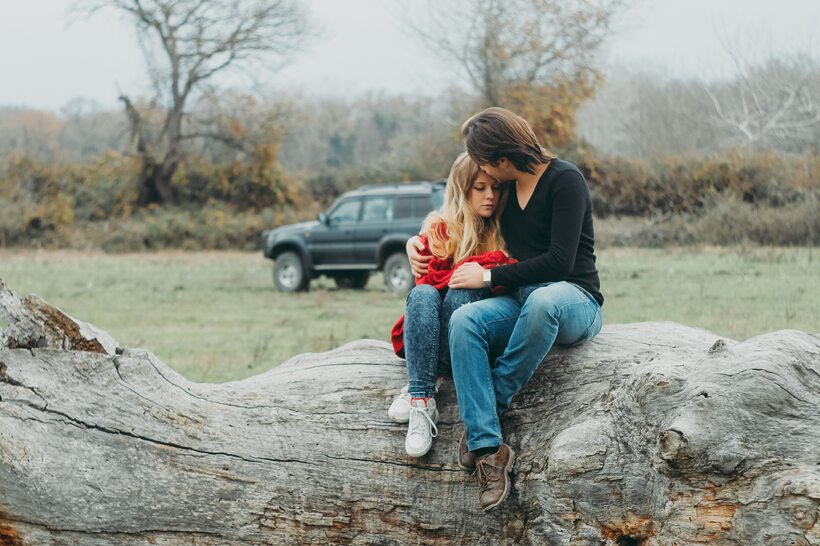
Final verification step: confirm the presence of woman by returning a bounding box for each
[388,152,515,458]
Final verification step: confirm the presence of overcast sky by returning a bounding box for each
[0,0,818,111]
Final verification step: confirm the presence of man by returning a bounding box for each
[407,107,604,511]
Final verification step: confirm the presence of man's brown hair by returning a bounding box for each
[461,107,555,174]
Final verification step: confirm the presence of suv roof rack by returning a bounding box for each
[347,180,445,195]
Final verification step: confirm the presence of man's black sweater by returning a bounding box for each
[491,159,604,307]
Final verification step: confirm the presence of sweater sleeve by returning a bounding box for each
[490,171,587,288]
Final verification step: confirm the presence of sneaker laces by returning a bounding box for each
[408,401,438,438]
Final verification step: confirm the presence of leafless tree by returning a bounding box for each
[405,0,621,105]
[703,53,820,152]
[80,0,313,205]
[578,52,820,158]
[401,0,624,147]
[277,91,470,200]
[578,68,722,159]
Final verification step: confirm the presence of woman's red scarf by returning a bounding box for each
[390,230,516,358]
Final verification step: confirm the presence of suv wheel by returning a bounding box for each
[334,272,370,290]
[273,251,309,292]
[383,253,413,295]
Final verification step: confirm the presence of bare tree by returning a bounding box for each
[186,89,292,166]
[579,53,820,158]
[704,53,820,152]
[402,0,623,148]
[578,68,722,159]
[80,0,313,206]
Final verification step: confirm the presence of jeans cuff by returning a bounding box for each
[467,438,504,452]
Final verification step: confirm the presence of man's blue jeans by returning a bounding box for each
[404,285,487,398]
[449,281,603,451]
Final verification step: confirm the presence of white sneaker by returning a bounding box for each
[388,378,445,423]
[388,385,412,423]
[405,398,439,457]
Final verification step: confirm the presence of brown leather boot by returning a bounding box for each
[475,444,515,511]
[458,432,477,471]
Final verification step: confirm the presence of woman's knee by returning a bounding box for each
[407,284,439,305]
[442,287,483,312]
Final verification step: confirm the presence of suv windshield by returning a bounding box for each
[328,199,361,223]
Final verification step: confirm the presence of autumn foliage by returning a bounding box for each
[2,148,817,250]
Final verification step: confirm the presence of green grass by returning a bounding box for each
[0,247,816,383]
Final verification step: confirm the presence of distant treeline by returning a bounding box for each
[1,148,817,251]
[1,52,819,250]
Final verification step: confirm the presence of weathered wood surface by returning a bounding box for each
[0,279,818,546]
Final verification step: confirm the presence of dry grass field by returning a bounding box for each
[0,247,816,382]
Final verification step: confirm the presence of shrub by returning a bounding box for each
[580,151,818,217]
[596,195,819,248]
[1,150,818,250]
[171,156,305,210]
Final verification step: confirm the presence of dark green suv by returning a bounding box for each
[262,181,444,294]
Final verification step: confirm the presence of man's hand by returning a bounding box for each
[406,235,431,278]
[448,262,485,289]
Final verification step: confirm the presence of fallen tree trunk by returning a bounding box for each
[0,279,818,546]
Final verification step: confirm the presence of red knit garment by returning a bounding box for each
[391,231,516,358]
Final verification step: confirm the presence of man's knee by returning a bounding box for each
[525,282,580,320]
[449,303,485,339]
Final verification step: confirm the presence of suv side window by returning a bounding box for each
[394,195,432,220]
[361,196,394,222]
[328,198,362,223]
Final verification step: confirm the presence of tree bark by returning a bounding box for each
[0,279,818,546]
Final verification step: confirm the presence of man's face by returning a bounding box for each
[479,159,515,183]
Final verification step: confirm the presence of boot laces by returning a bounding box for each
[476,457,503,488]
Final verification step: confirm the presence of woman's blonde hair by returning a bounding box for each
[422,152,508,264]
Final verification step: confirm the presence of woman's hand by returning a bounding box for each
[448,262,485,289]
[406,235,431,278]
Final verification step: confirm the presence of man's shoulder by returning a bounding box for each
[546,159,584,180]
[540,159,587,197]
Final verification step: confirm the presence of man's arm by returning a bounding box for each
[450,171,588,289]
[492,171,587,286]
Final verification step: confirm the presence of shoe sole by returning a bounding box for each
[482,447,515,512]
[404,407,439,458]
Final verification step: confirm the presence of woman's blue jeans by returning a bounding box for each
[403,284,487,398]
[449,281,604,451]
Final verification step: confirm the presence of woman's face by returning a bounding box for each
[468,171,502,218]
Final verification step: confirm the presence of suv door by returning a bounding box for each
[354,194,394,262]
[308,197,362,265]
